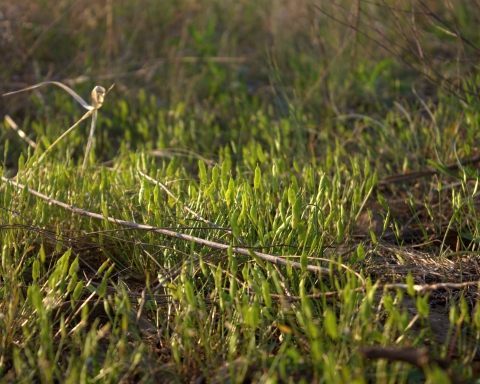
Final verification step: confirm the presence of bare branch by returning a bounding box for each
[359,346,449,370]
[1,176,330,275]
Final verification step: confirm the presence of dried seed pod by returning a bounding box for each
[91,86,106,109]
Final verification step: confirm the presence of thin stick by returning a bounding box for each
[359,346,449,370]
[272,279,480,301]
[4,115,37,148]
[379,155,480,185]
[1,177,329,275]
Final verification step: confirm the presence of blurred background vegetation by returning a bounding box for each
[2,0,480,170]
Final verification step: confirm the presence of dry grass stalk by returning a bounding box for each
[4,114,37,148]
[3,81,114,172]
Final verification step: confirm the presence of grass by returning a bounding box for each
[2,0,480,382]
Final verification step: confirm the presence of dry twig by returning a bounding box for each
[379,155,480,185]
[271,279,480,302]
[359,346,449,370]
[1,176,329,275]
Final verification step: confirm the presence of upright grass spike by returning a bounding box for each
[3,81,114,172]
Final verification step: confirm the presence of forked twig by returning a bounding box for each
[1,176,329,275]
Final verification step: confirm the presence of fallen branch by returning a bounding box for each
[359,346,449,370]
[269,279,480,301]
[379,155,480,185]
[1,176,329,275]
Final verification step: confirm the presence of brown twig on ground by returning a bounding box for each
[378,155,480,185]
[359,346,449,370]
[267,279,480,301]
[1,176,329,275]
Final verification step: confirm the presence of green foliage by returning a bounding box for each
[2,0,480,382]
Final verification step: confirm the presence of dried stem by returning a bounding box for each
[1,176,330,275]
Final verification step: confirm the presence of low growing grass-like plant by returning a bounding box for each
[2,1,480,383]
